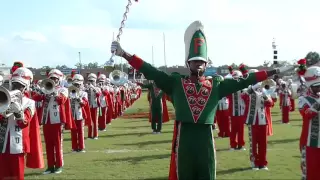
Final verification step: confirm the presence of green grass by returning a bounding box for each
[25,94,302,179]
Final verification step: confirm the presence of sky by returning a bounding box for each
[0,0,320,68]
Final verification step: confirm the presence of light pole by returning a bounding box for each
[78,52,82,73]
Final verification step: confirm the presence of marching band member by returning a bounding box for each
[33,69,75,174]
[262,79,277,136]
[105,78,114,125]
[119,84,126,115]
[65,70,76,88]
[70,74,91,153]
[111,20,280,180]
[32,80,43,121]
[86,73,101,139]
[227,69,246,150]
[288,79,296,111]
[243,82,273,170]
[97,72,110,131]
[279,82,291,124]
[216,96,230,138]
[136,81,170,133]
[0,67,44,180]
[297,66,320,180]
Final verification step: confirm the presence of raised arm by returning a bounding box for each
[218,70,277,99]
[111,41,174,95]
[136,82,152,89]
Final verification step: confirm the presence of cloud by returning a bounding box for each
[12,32,47,43]
[1,0,320,69]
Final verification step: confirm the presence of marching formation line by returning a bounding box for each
[42,148,297,155]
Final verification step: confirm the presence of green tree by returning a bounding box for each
[305,51,320,66]
[84,62,99,69]
[41,66,51,70]
[75,62,84,69]
[56,65,69,69]
[263,60,271,67]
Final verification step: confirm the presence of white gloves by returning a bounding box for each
[110,41,124,57]
[10,102,22,114]
[252,82,262,90]
[10,102,24,119]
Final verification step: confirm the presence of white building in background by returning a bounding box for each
[0,64,11,80]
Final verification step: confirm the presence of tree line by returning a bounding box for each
[40,52,320,70]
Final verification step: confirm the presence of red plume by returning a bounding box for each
[11,66,19,74]
[239,63,248,75]
[46,69,50,77]
[297,58,307,65]
[71,70,76,78]
[296,59,307,76]
[228,66,233,74]
[97,72,101,77]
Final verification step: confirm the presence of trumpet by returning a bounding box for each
[0,86,22,118]
[40,78,56,95]
[68,85,80,99]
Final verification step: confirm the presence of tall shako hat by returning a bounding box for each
[184,21,208,67]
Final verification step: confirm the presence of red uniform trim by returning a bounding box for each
[129,55,144,70]
[255,71,268,82]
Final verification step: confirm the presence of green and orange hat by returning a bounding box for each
[184,21,208,67]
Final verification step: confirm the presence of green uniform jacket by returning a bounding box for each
[129,55,268,124]
[140,83,164,110]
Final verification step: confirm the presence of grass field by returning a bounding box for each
[25,93,302,179]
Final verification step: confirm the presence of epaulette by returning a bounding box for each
[213,75,224,82]
[170,72,181,76]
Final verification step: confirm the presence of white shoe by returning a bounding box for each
[260,166,269,170]
[156,132,161,134]
[229,148,235,151]
[252,167,259,171]
[239,147,246,151]
[93,137,98,140]
[43,170,52,175]
[152,132,157,134]
[79,149,86,153]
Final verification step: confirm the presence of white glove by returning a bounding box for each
[10,102,23,114]
[110,41,124,56]
[252,82,262,90]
